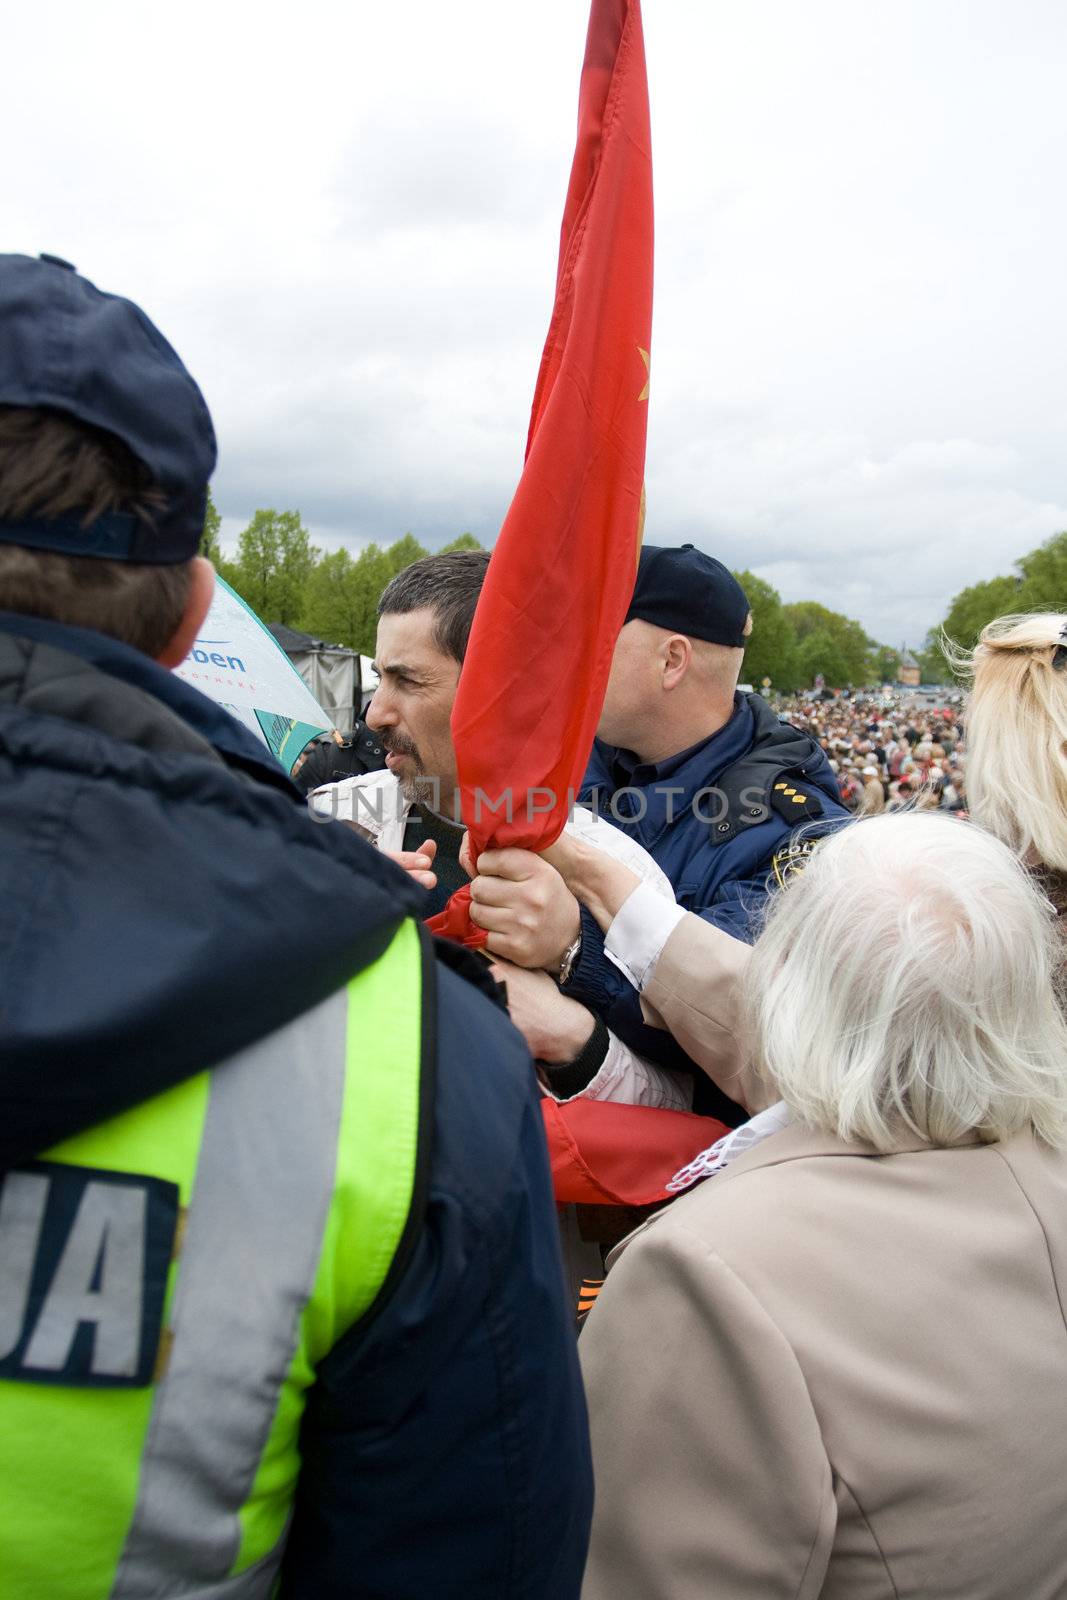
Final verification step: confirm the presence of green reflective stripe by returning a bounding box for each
[0,1073,209,1600]
[236,918,424,1573]
[333,915,424,1326]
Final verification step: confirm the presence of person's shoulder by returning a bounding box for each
[613,1126,858,1271]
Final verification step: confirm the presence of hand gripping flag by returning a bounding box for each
[427,0,653,944]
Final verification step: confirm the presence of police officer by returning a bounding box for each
[0,255,591,1599]
[467,544,845,1120]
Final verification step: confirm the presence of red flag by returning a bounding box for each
[428,0,652,944]
[542,1098,730,1207]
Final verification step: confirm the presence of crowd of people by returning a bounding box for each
[779,691,969,814]
[5,252,1067,1600]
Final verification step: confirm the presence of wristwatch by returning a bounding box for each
[558,933,582,987]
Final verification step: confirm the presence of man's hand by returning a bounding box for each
[382,838,438,891]
[490,960,596,1064]
[469,847,581,972]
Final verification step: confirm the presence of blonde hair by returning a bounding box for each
[949,612,1067,872]
[744,812,1067,1151]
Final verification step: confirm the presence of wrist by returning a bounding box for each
[544,901,582,975]
[566,843,640,932]
[539,1016,610,1093]
[536,1001,597,1064]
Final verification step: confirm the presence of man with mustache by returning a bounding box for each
[311,550,690,1114]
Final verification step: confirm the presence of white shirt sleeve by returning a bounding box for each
[540,1029,693,1111]
[604,880,687,991]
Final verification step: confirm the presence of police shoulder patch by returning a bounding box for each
[768,775,824,825]
[771,835,821,888]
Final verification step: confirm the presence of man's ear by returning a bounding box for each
[662,633,692,688]
[157,556,216,669]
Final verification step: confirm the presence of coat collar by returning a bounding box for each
[608,1119,990,1270]
[0,610,295,793]
[716,1117,986,1184]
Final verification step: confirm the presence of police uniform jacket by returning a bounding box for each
[0,612,592,1600]
[570,693,845,1120]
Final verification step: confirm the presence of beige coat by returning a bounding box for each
[580,1121,1067,1599]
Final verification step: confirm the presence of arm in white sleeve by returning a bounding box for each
[540,1026,692,1111]
[603,879,686,989]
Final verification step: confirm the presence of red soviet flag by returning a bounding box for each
[428,0,653,944]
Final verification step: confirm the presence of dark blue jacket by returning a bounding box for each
[567,693,846,1121]
[0,613,591,1600]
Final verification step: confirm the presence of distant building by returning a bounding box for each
[898,647,921,688]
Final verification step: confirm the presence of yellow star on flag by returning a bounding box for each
[637,346,650,402]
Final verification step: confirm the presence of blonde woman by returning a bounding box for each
[580,813,1067,1599]
[958,612,1067,914]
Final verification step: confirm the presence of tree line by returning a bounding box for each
[201,493,915,690]
[200,494,483,655]
[927,529,1067,669]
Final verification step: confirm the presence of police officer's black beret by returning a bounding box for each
[625,543,751,648]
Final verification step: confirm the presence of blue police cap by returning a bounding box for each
[0,253,217,564]
[626,543,750,648]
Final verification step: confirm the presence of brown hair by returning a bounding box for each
[378,549,491,664]
[0,406,193,657]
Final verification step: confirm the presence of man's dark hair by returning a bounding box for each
[378,549,490,665]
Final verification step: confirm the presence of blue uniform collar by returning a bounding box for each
[0,610,295,791]
[592,696,756,849]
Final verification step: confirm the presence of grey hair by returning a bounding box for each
[378,549,490,665]
[744,812,1067,1151]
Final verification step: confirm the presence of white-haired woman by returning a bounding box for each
[579,813,1067,1600]
[959,611,1067,918]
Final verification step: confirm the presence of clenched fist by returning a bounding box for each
[469,847,581,972]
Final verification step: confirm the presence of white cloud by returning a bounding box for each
[4,0,1066,645]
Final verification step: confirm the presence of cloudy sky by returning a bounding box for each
[7,0,1066,646]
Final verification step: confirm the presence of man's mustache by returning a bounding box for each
[381,731,420,762]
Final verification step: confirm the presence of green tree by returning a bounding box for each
[199,488,223,564]
[796,630,850,689]
[1016,530,1067,611]
[198,489,242,589]
[870,645,901,685]
[440,532,485,554]
[733,570,799,690]
[301,543,391,653]
[916,642,948,684]
[924,527,1067,679]
[385,533,429,576]
[230,509,318,625]
[783,601,872,685]
[939,574,1020,657]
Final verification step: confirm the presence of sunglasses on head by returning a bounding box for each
[1053,624,1067,671]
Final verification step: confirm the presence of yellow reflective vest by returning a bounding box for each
[0,918,425,1599]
